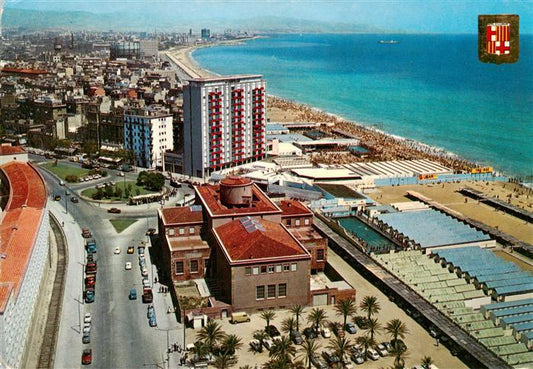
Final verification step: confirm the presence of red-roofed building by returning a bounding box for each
[0,159,49,369]
[279,199,327,272]
[0,143,28,165]
[157,206,210,281]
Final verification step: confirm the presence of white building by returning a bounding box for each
[124,105,174,169]
[183,75,267,178]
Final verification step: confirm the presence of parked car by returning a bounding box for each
[290,331,304,345]
[249,339,262,352]
[351,353,365,365]
[85,262,97,273]
[265,325,281,338]
[81,228,92,238]
[138,246,145,255]
[321,327,331,338]
[129,288,137,300]
[71,197,79,203]
[108,207,121,214]
[114,247,121,254]
[382,341,392,352]
[376,343,388,357]
[345,322,357,334]
[149,316,157,327]
[85,276,95,288]
[353,316,369,329]
[82,332,91,344]
[322,351,341,365]
[147,305,155,319]
[125,262,132,270]
[390,339,407,351]
[84,313,92,323]
[263,339,274,351]
[141,268,148,276]
[54,195,61,201]
[146,228,156,235]
[303,327,318,340]
[86,254,94,263]
[127,246,135,254]
[82,349,92,365]
[310,354,328,369]
[84,289,95,303]
[366,348,379,361]
[230,311,251,324]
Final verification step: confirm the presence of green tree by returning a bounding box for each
[385,319,409,343]
[281,317,296,335]
[220,334,243,356]
[196,320,226,353]
[291,305,306,332]
[135,188,140,196]
[359,295,381,321]
[192,341,211,361]
[389,341,408,369]
[125,183,132,198]
[421,356,434,369]
[269,335,296,364]
[93,188,103,200]
[82,141,98,157]
[260,311,276,330]
[213,354,233,369]
[365,317,381,342]
[355,335,375,359]
[65,174,78,183]
[307,308,328,334]
[334,298,357,329]
[301,338,321,369]
[105,185,114,198]
[327,320,343,338]
[327,336,353,362]
[115,186,123,198]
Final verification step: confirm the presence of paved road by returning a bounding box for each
[34,159,186,369]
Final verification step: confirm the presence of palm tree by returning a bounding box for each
[196,320,226,352]
[269,335,296,363]
[239,366,252,369]
[355,335,375,359]
[421,356,434,369]
[281,317,296,335]
[365,317,381,342]
[334,298,357,328]
[389,341,408,369]
[221,334,243,356]
[385,319,409,343]
[291,305,306,332]
[301,338,321,369]
[192,341,211,362]
[253,330,270,353]
[359,295,381,321]
[327,320,343,338]
[261,310,277,329]
[327,336,354,362]
[213,353,234,369]
[307,308,328,334]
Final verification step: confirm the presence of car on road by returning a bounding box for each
[81,228,92,238]
[138,246,145,255]
[127,246,134,254]
[149,316,157,327]
[345,322,357,334]
[125,262,132,270]
[129,288,137,300]
[142,288,153,303]
[84,289,95,303]
[54,195,61,201]
[117,172,125,177]
[114,247,121,254]
[146,228,156,235]
[82,332,90,344]
[108,207,121,214]
[82,349,92,365]
[321,327,331,338]
[303,327,318,340]
[290,331,303,345]
[71,197,79,203]
[147,305,155,319]
[265,325,281,338]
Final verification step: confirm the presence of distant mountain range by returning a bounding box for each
[2,7,387,33]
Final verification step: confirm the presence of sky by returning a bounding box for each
[4,0,533,33]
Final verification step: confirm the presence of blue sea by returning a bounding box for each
[193,34,533,178]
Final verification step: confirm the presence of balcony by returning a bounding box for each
[210,123,222,130]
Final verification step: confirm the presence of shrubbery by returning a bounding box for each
[136,171,165,191]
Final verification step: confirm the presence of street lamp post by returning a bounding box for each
[65,190,69,214]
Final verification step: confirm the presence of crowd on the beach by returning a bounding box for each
[269,96,476,172]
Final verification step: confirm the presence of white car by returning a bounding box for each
[117,172,125,177]
[366,348,379,361]
[141,268,148,276]
[321,327,331,338]
[83,323,91,334]
[125,262,132,270]
[376,343,388,357]
[84,313,91,324]
[263,339,274,351]
[114,247,121,254]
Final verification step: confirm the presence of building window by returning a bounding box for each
[189,227,195,235]
[190,260,199,273]
[267,285,276,299]
[268,265,275,273]
[276,265,282,273]
[256,286,265,300]
[175,261,184,274]
[304,218,310,225]
[245,267,251,275]
[291,263,297,272]
[169,228,175,236]
[317,249,325,261]
[283,264,290,272]
[261,265,267,274]
[286,219,291,226]
[253,267,259,275]
[295,219,300,226]
[179,228,185,235]
[278,283,287,298]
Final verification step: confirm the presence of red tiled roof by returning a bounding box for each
[168,236,209,252]
[220,176,251,186]
[214,218,309,263]
[279,200,313,217]
[195,183,281,217]
[0,145,25,155]
[289,227,325,243]
[160,207,203,225]
[0,162,47,312]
